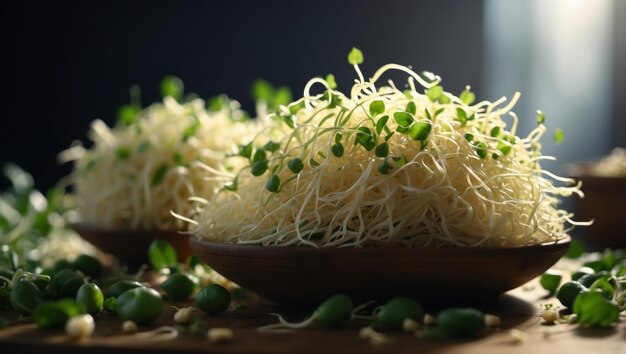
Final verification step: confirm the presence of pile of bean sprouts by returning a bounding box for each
[188,60,587,247]
[60,97,257,230]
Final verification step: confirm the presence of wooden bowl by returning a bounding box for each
[190,236,570,306]
[71,224,192,268]
[568,163,626,249]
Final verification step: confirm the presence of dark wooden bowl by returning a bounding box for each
[190,236,570,307]
[568,163,626,249]
[71,224,192,268]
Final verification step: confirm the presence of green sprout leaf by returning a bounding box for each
[370,100,385,116]
[393,111,414,128]
[263,141,280,153]
[252,79,272,102]
[182,119,200,142]
[459,87,476,105]
[151,165,168,186]
[464,133,474,142]
[252,149,267,163]
[117,105,141,126]
[554,128,564,143]
[378,161,391,174]
[356,127,375,149]
[376,115,389,135]
[536,110,545,125]
[252,79,292,111]
[497,140,512,156]
[148,239,178,270]
[239,143,253,159]
[160,76,184,101]
[347,47,364,65]
[326,74,337,89]
[266,174,280,193]
[331,143,344,158]
[251,160,268,176]
[288,158,304,174]
[408,122,432,141]
[475,142,488,159]
[375,143,389,158]
[573,291,620,327]
[116,147,131,160]
[173,152,184,165]
[455,108,470,125]
[490,126,501,137]
[426,86,443,102]
[406,101,417,115]
[438,95,450,104]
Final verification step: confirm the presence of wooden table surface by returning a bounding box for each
[1,262,624,354]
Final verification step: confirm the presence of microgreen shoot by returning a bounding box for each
[347,47,364,65]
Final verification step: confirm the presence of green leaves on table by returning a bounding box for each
[148,239,178,271]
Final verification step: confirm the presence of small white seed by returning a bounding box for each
[358,326,375,339]
[122,320,138,334]
[207,328,234,344]
[368,332,390,346]
[402,318,420,332]
[65,314,95,339]
[484,314,501,327]
[509,329,529,344]
[423,314,437,325]
[541,309,558,324]
[174,307,194,324]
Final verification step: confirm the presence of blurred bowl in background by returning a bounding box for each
[70,224,191,268]
[568,163,626,249]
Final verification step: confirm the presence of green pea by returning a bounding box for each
[34,299,85,329]
[116,287,163,325]
[52,269,84,299]
[73,254,102,279]
[195,284,231,315]
[571,267,595,281]
[52,259,74,274]
[315,293,353,327]
[375,297,423,330]
[437,308,484,337]
[10,281,42,315]
[557,281,588,308]
[161,273,196,301]
[105,280,143,299]
[578,271,608,288]
[76,283,104,314]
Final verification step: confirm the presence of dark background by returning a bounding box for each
[0,0,485,191]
